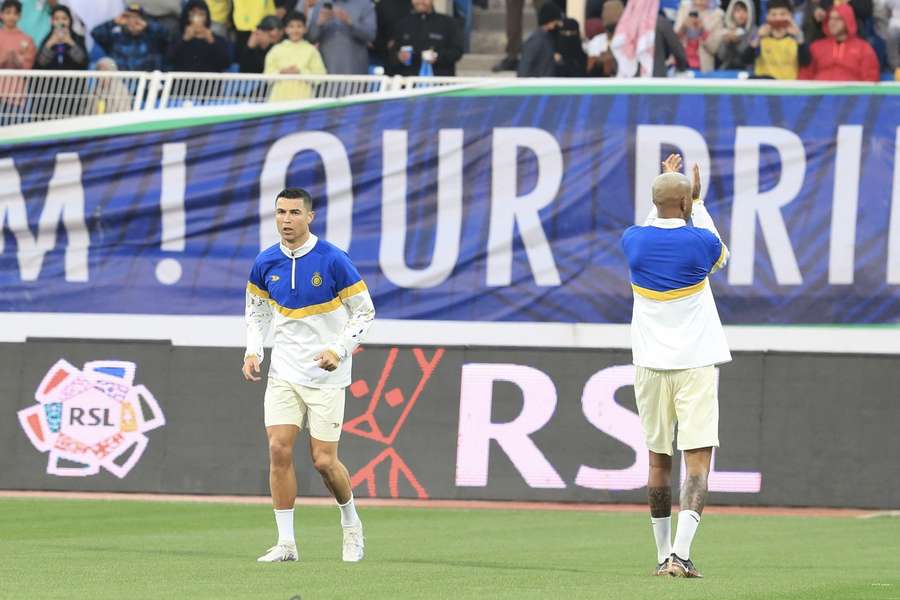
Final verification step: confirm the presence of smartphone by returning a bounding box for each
[688,10,699,17]
[323,2,333,9]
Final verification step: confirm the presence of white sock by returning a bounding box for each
[672,510,701,559]
[338,495,360,527]
[274,508,295,545]
[650,516,672,564]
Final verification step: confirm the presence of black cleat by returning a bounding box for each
[667,554,703,578]
[654,559,671,576]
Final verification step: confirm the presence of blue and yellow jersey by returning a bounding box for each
[620,208,731,370]
[244,234,375,388]
[622,224,726,302]
[247,238,367,319]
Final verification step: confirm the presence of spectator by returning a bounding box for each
[233,0,276,49]
[492,0,541,71]
[239,14,282,72]
[517,1,561,76]
[62,1,120,50]
[585,0,622,76]
[653,14,690,75]
[87,57,134,114]
[0,0,36,69]
[92,4,169,71]
[675,0,724,71]
[275,0,296,20]
[372,0,411,66]
[801,0,828,43]
[170,0,230,71]
[204,0,232,36]
[750,0,805,79]
[554,17,586,75]
[717,0,756,69]
[306,0,376,74]
[264,11,325,101]
[18,0,54,48]
[388,0,462,76]
[140,0,183,37]
[800,4,880,79]
[885,0,899,70]
[35,4,86,69]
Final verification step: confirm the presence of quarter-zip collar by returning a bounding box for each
[280,234,317,291]
[280,233,317,259]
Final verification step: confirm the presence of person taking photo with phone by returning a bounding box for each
[35,4,86,69]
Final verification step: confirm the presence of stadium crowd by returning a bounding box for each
[0,0,896,83]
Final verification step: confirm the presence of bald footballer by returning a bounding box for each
[621,154,731,578]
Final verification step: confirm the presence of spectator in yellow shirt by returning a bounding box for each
[234,0,276,48]
[265,11,327,102]
[750,0,807,79]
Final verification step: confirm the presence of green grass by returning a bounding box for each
[1,499,898,600]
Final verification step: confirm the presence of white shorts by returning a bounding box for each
[633,365,719,455]
[263,378,346,442]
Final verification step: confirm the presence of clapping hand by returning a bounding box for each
[661,153,682,173]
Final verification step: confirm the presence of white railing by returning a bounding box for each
[0,70,399,126]
[1,70,897,127]
[158,73,392,109]
[0,69,146,126]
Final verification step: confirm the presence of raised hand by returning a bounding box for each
[692,163,701,201]
[661,153,683,174]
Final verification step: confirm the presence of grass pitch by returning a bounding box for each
[1,498,898,600]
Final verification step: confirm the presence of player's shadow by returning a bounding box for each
[397,558,590,574]
[40,543,245,559]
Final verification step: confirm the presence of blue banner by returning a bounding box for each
[2,85,899,324]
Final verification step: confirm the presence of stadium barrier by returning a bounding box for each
[3,339,898,509]
[5,70,896,127]
[0,69,481,126]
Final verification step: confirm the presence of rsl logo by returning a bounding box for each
[311,272,323,287]
[17,360,165,478]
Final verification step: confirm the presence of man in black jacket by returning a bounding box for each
[387,0,464,76]
[169,0,230,72]
[517,1,561,76]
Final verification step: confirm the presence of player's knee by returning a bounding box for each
[268,438,293,469]
[311,451,336,474]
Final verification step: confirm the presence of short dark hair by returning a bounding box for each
[276,188,313,210]
[283,10,307,26]
[767,0,793,12]
[1,0,22,14]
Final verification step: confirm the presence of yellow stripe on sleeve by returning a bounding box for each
[631,279,707,301]
[714,243,728,271]
[338,280,368,301]
[247,281,269,299]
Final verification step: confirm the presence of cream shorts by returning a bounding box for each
[263,378,346,442]
[633,365,719,455]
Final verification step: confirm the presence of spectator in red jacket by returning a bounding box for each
[799,3,880,81]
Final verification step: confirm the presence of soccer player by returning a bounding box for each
[242,188,375,563]
[620,154,731,578]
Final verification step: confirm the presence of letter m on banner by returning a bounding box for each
[0,154,89,282]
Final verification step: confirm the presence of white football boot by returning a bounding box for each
[342,523,364,562]
[257,543,299,562]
